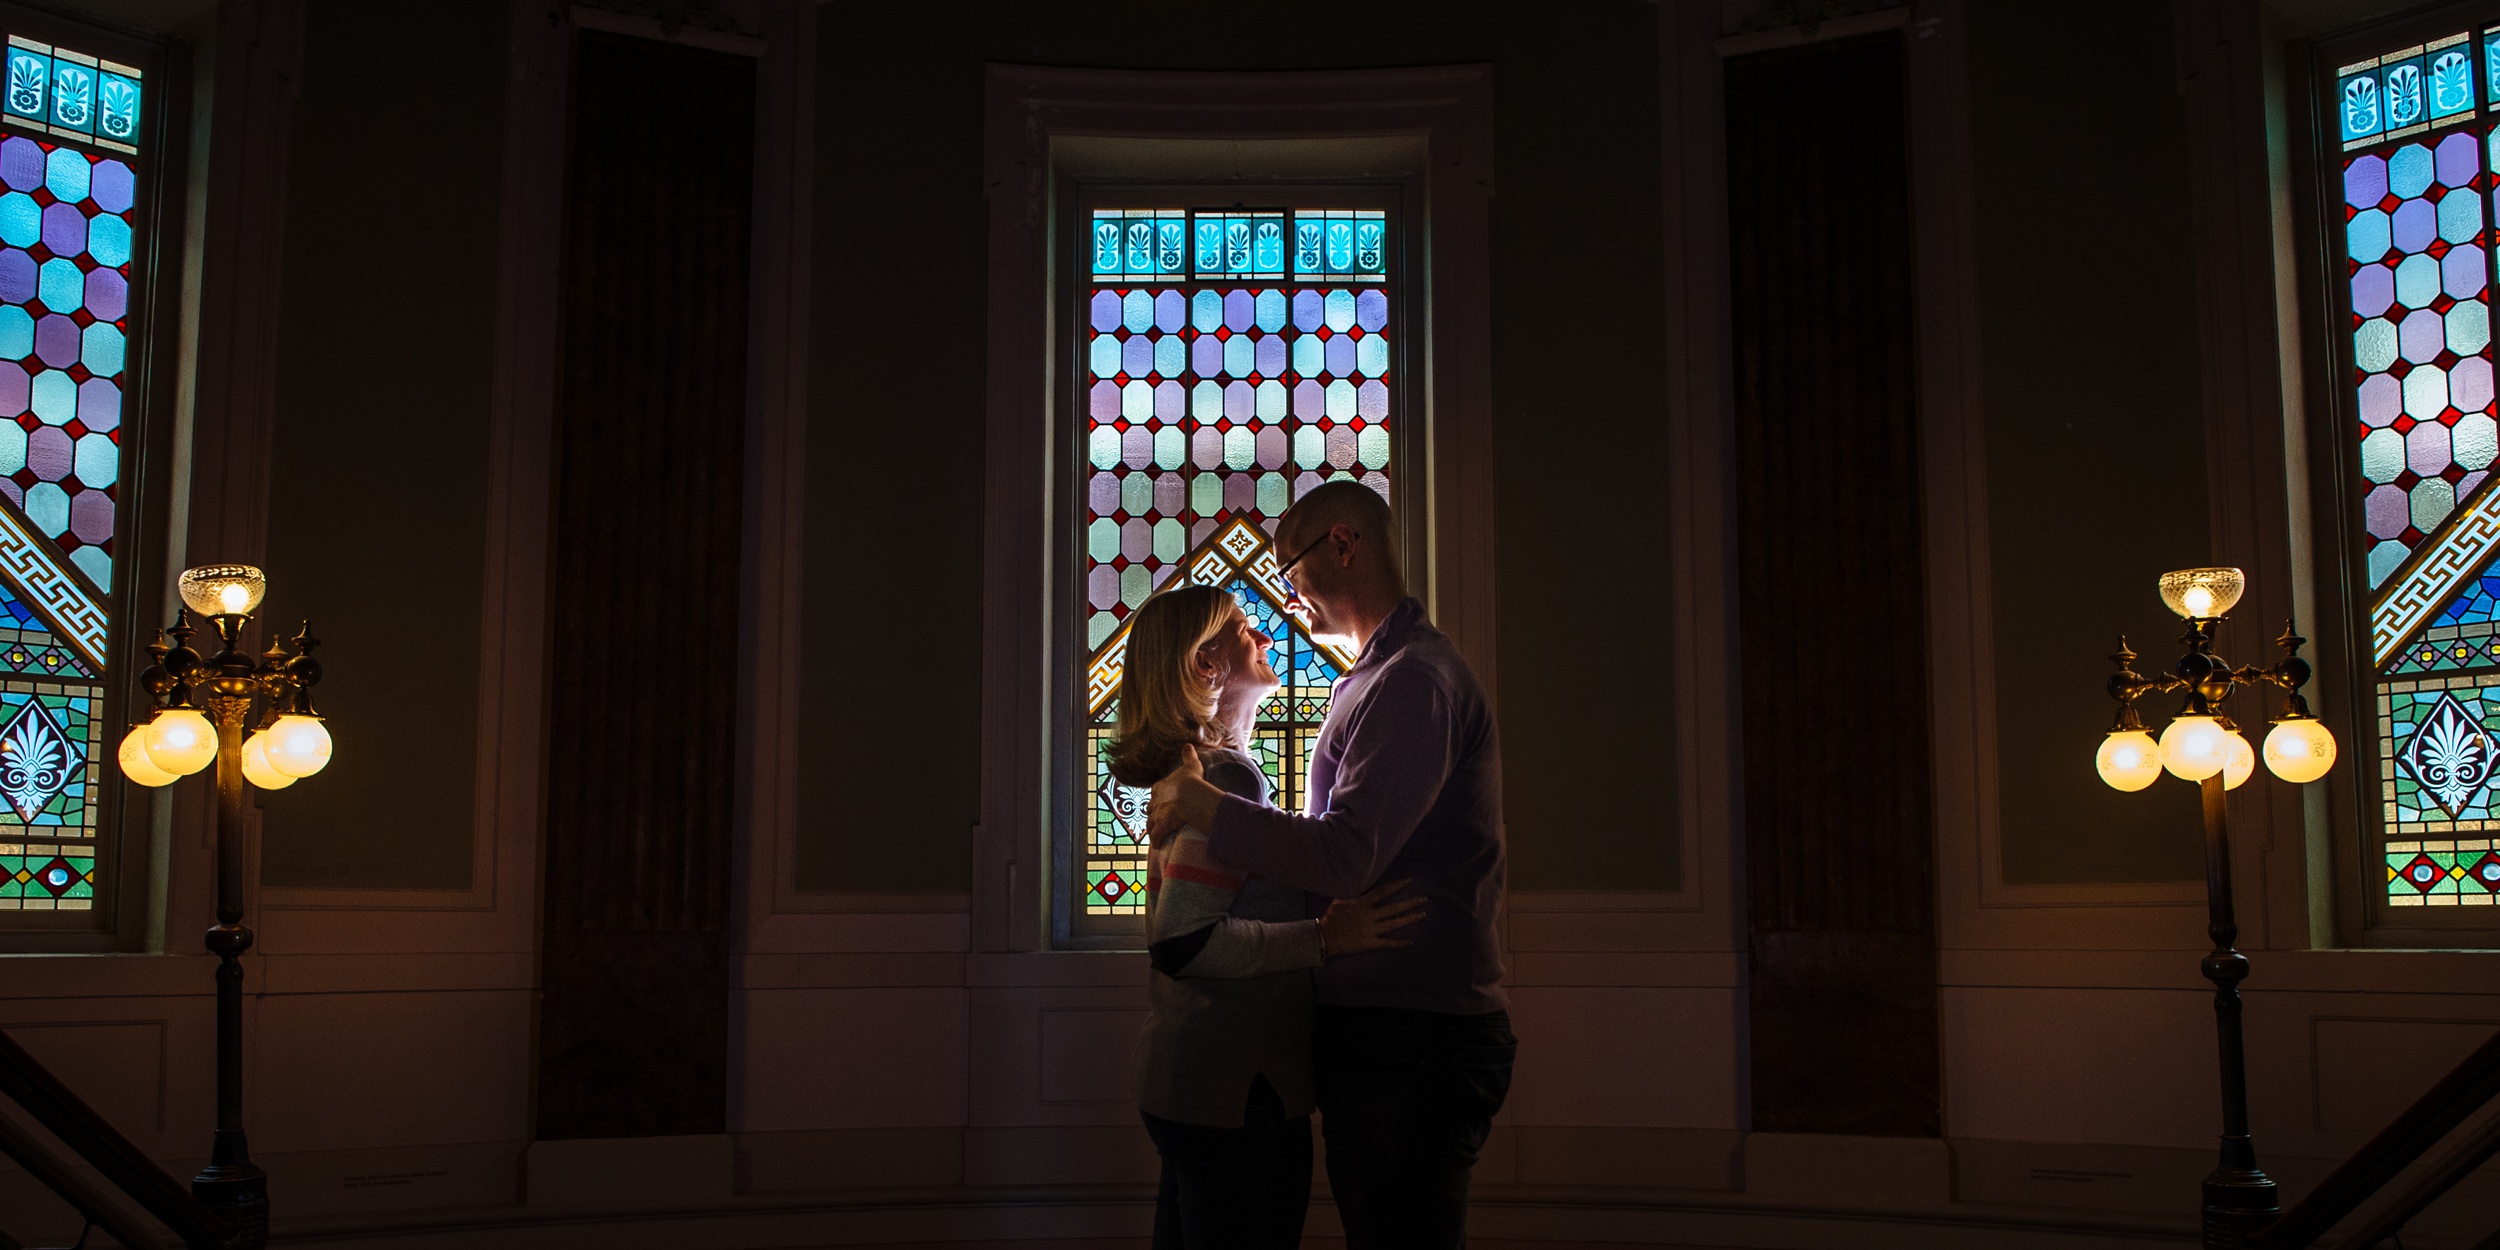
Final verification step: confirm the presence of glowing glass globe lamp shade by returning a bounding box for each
[117,725,176,787]
[2264,715,2338,784]
[140,708,217,776]
[2095,730,2163,791]
[2159,567,2245,620]
[2159,714,2231,781]
[262,713,332,778]
[239,731,295,790]
[177,564,266,618]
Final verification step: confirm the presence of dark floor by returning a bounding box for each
[839,1242,1740,1249]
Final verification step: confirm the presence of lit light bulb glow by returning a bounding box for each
[2183,586,2214,618]
[263,714,332,778]
[117,726,175,787]
[240,732,294,790]
[2096,730,2163,791]
[2264,717,2338,784]
[140,709,217,777]
[2223,731,2255,790]
[221,583,250,614]
[2159,715,2231,781]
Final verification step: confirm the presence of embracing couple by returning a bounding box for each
[1108,481,1513,1250]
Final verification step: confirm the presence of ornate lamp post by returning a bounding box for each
[2095,567,2338,1250]
[115,564,335,1248]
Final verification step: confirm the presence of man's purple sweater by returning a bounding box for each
[1206,598,1507,1015]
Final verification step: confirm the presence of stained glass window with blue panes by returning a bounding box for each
[1074,206,1391,924]
[2329,23,2500,915]
[0,31,147,915]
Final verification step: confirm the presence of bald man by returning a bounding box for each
[1150,481,1511,1250]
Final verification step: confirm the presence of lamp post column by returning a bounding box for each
[2197,768,2277,1248]
[190,645,267,1247]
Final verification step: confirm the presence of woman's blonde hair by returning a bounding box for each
[1106,584,1238,788]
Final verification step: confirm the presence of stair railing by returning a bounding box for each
[2251,1025,2500,1249]
[0,1026,233,1249]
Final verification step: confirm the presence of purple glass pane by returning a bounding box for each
[1155,380,1183,420]
[0,249,29,307]
[2368,484,2411,538]
[1255,335,1285,376]
[1088,471,1118,517]
[1223,290,1252,332]
[37,202,79,257]
[31,315,72,369]
[2395,198,2440,252]
[80,267,122,322]
[1326,336,1356,376]
[66,488,106,543]
[1090,379,1119,419]
[2437,131,2480,188]
[2361,372,2404,426]
[1357,289,1388,331]
[2456,357,2496,413]
[1192,334,1222,376]
[0,139,39,194]
[2355,263,2397,317]
[24,425,67,480]
[2447,244,2489,300]
[2402,308,2448,362]
[1089,290,1121,332]
[1155,290,1185,332]
[87,160,130,214]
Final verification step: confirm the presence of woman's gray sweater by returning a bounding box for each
[1132,746,1325,1128]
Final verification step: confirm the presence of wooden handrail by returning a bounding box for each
[0,1027,232,1250]
[2252,1024,2500,1249]
[0,1107,179,1249]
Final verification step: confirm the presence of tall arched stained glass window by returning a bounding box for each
[1071,204,1394,930]
[0,29,149,921]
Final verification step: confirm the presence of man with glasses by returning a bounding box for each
[1149,479,1511,1250]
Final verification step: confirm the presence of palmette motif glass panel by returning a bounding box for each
[1076,207,1389,919]
[0,34,141,913]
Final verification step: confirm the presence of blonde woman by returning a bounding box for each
[1110,584,1421,1250]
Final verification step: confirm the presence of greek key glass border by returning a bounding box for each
[1052,180,1415,947]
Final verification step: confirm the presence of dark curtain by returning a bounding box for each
[536,30,755,1140]
[1725,32,1940,1137]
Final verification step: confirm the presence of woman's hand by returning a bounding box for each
[1146,748,1210,847]
[1319,879,1424,958]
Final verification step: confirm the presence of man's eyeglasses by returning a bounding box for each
[1274,528,1353,600]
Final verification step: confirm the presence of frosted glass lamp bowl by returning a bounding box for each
[2158,567,2245,621]
[178,564,266,618]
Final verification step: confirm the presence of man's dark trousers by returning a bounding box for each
[1315,1004,1517,1249]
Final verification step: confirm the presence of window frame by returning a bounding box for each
[976,66,1497,955]
[2297,0,2500,947]
[1052,181,1418,946]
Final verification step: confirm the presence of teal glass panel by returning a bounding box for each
[2385,53,2429,131]
[2,48,44,125]
[2431,40,2477,121]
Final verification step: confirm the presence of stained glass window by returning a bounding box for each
[1074,205,1392,924]
[0,32,142,915]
